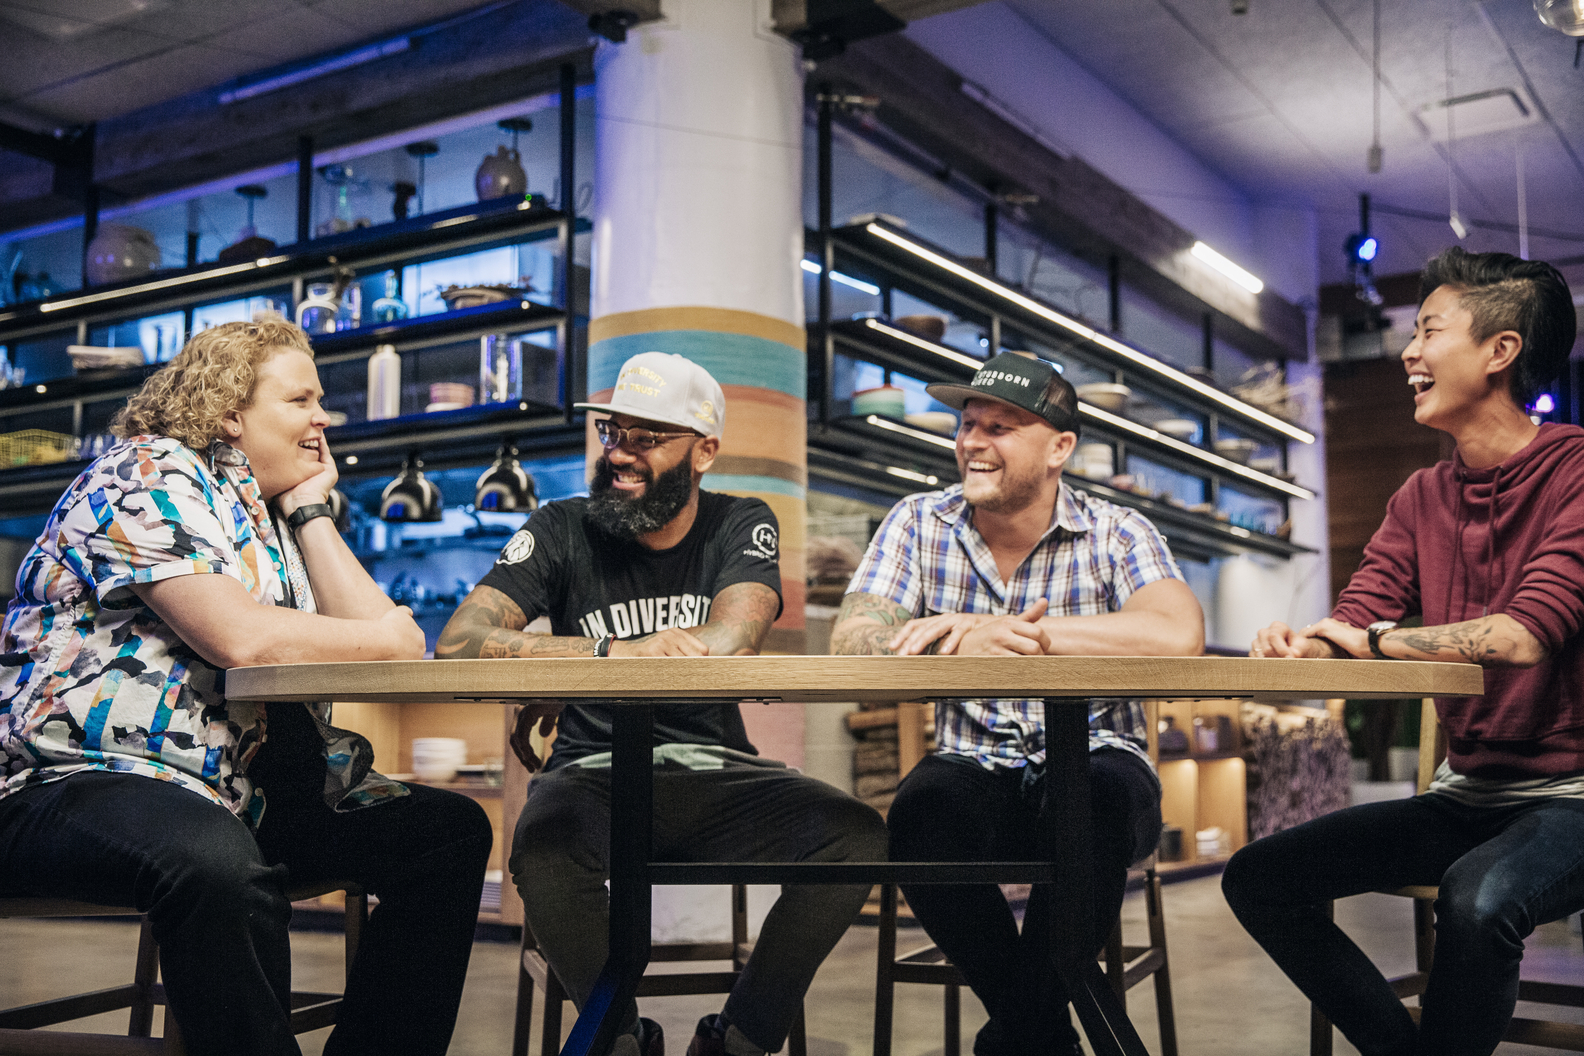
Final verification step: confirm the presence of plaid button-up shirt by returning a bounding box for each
[848,482,1185,771]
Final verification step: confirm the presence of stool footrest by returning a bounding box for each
[0,986,149,1030]
[0,1028,167,1055]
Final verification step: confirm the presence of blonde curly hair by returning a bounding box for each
[112,318,314,449]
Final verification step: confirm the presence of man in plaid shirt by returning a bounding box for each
[833,352,1204,1056]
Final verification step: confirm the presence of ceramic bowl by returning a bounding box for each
[853,385,906,418]
[1154,418,1199,441]
[1214,438,1258,464]
[893,315,948,342]
[904,411,958,434]
[1075,383,1132,413]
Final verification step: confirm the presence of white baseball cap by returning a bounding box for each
[575,352,725,437]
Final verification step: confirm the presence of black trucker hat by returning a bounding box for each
[926,352,1080,434]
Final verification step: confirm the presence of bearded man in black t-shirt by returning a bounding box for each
[439,352,887,1056]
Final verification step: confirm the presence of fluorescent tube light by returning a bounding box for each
[886,466,939,485]
[802,258,882,296]
[219,38,412,104]
[39,256,293,313]
[861,318,983,369]
[1191,242,1265,294]
[864,223,1313,444]
[865,415,957,450]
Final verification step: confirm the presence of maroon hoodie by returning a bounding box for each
[1333,423,1584,778]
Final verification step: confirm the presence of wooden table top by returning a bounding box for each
[225,654,1484,705]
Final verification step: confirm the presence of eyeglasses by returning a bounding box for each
[594,420,697,452]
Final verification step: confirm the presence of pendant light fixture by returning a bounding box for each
[380,454,444,522]
[474,440,538,513]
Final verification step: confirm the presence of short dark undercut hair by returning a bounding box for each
[1419,246,1577,407]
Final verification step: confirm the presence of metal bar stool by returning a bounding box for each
[871,867,1178,1056]
[0,881,367,1055]
[1311,699,1584,1053]
[512,883,807,1056]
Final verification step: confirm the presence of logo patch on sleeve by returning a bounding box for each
[746,523,779,560]
[500,529,536,564]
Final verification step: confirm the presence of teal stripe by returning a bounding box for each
[703,473,806,500]
[589,331,805,400]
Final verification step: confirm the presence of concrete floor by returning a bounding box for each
[6,871,1584,1055]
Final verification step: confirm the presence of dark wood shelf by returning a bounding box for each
[0,200,583,342]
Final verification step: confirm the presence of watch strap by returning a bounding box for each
[286,503,334,531]
[1367,622,1396,660]
[594,633,615,658]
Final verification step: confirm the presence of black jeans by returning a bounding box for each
[1222,792,1584,1056]
[0,768,492,1056]
[510,761,889,1052]
[887,749,1163,1056]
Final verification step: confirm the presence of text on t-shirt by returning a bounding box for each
[577,593,713,639]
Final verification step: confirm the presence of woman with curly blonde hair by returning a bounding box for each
[0,319,492,1056]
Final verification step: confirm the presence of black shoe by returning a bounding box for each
[685,1014,725,1056]
[613,1017,665,1056]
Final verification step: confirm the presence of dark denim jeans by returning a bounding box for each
[1222,792,1584,1056]
[0,767,492,1056]
[887,749,1163,1056]
[510,761,888,1053]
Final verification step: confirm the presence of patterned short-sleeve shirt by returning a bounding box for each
[847,482,1186,770]
[0,436,403,821]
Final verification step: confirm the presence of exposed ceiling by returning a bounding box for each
[3,0,1581,296]
[998,0,1584,290]
[0,0,503,128]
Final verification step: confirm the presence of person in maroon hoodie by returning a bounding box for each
[1222,246,1580,1056]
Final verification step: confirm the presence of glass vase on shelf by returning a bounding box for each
[336,282,362,331]
[479,333,522,405]
[296,283,339,334]
[371,271,409,323]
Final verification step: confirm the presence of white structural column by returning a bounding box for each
[588,0,807,943]
[590,0,808,650]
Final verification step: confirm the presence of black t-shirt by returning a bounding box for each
[477,490,783,769]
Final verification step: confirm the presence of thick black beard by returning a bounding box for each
[586,452,697,539]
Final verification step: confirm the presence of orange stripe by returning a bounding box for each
[589,307,804,351]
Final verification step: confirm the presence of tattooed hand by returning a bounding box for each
[831,591,915,655]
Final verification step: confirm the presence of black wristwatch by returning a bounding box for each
[593,633,615,658]
[285,503,334,531]
[1367,620,1398,659]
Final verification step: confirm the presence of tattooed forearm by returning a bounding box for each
[479,633,597,658]
[694,582,781,656]
[830,591,914,655]
[1386,614,1548,669]
[436,585,543,659]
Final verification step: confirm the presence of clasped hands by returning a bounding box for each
[1249,617,1364,659]
[887,597,1052,657]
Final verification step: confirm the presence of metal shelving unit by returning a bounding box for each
[806,218,1319,561]
[0,200,588,516]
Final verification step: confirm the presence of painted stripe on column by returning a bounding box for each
[590,306,805,350]
[710,455,807,486]
[704,473,806,500]
[589,331,805,401]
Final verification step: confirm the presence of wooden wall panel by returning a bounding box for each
[1323,357,1453,603]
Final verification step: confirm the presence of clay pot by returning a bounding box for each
[85,224,161,286]
[475,146,527,202]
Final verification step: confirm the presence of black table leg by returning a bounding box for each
[1045,696,1149,1056]
[562,702,654,1056]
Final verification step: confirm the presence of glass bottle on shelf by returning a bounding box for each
[367,344,402,421]
[479,333,522,405]
[371,271,408,324]
[336,282,362,331]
